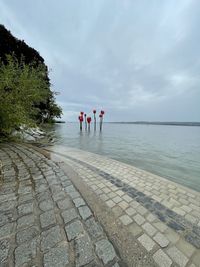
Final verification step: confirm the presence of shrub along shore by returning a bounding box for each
[0,25,62,141]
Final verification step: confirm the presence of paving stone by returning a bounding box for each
[133,214,145,225]
[73,197,86,207]
[65,220,85,241]
[95,239,116,265]
[18,202,33,216]
[136,205,148,216]
[128,223,143,237]
[142,222,157,237]
[0,223,13,238]
[15,238,37,267]
[153,232,169,248]
[0,213,14,227]
[185,232,200,249]
[61,208,79,224]
[17,214,34,229]
[118,201,129,210]
[39,199,54,211]
[18,193,33,204]
[176,239,195,258]
[113,196,122,204]
[106,200,115,208]
[0,200,15,212]
[125,207,136,216]
[75,233,94,267]
[119,215,133,226]
[78,206,92,220]
[138,234,156,252]
[146,214,157,222]
[153,249,172,267]
[0,239,9,265]
[44,244,69,267]
[41,225,62,251]
[85,218,104,240]
[16,226,39,244]
[40,210,56,228]
[57,198,72,209]
[167,246,189,267]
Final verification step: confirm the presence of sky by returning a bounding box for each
[0,0,200,122]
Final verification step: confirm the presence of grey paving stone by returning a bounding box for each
[65,220,85,241]
[133,214,145,225]
[128,223,143,237]
[153,249,172,267]
[75,233,94,267]
[61,208,79,224]
[85,218,104,240]
[16,226,39,244]
[167,246,189,267]
[0,239,9,265]
[0,200,15,212]
[18,193,33,204]
[153,232,169,248]
[17,214,35,229]
[43,245,69,267]
[142,222,157,237]
[41,225,63,251]
[95,239,116,265]
[14,238,37,267]
[52,191,66,202]
[57,198,72,210]
[0,213,13,227]
[119,215,133,226]
[185,232,200,248]
[0,223,13,239]
[73,197,86,207]
[138,234,156,252]
[18,202,33,216]
[39,199,54,211]
[40,210,56,228]
[78,206,92,220]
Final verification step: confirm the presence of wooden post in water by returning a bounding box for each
[99,110,105,132]
[78,115,83,131]
[84,114,87,131]
[93,109,96,131]
[87,117,92,131]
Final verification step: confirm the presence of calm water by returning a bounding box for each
[46,123,200,192]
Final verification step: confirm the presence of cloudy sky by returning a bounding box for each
[0,0,200,122]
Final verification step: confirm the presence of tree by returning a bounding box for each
[0,55,61,136]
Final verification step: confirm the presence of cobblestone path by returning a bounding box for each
[0,144,121,267]
[45,145,200,267]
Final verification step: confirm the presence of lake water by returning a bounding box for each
[46,123,200,192]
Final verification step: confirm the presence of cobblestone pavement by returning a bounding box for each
[45,145,200,267]
[0,144,122,267]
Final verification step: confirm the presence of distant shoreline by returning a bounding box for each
[106,121,200,127]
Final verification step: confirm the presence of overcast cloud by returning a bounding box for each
[0,0,200,121]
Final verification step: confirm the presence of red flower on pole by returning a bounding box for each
[93,110,96,114]
[79,116,83,122]
[87,117,92,123]
[100,110,105,115]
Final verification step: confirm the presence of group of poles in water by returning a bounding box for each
[78,110,105,131]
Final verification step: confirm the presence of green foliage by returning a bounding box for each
[0,55,62,137]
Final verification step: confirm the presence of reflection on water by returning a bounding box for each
[45,123,200,192]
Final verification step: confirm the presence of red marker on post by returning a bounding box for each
[78,114,84,131]
[87,116,92,131]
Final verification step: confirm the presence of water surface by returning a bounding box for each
[46,123,200,192]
